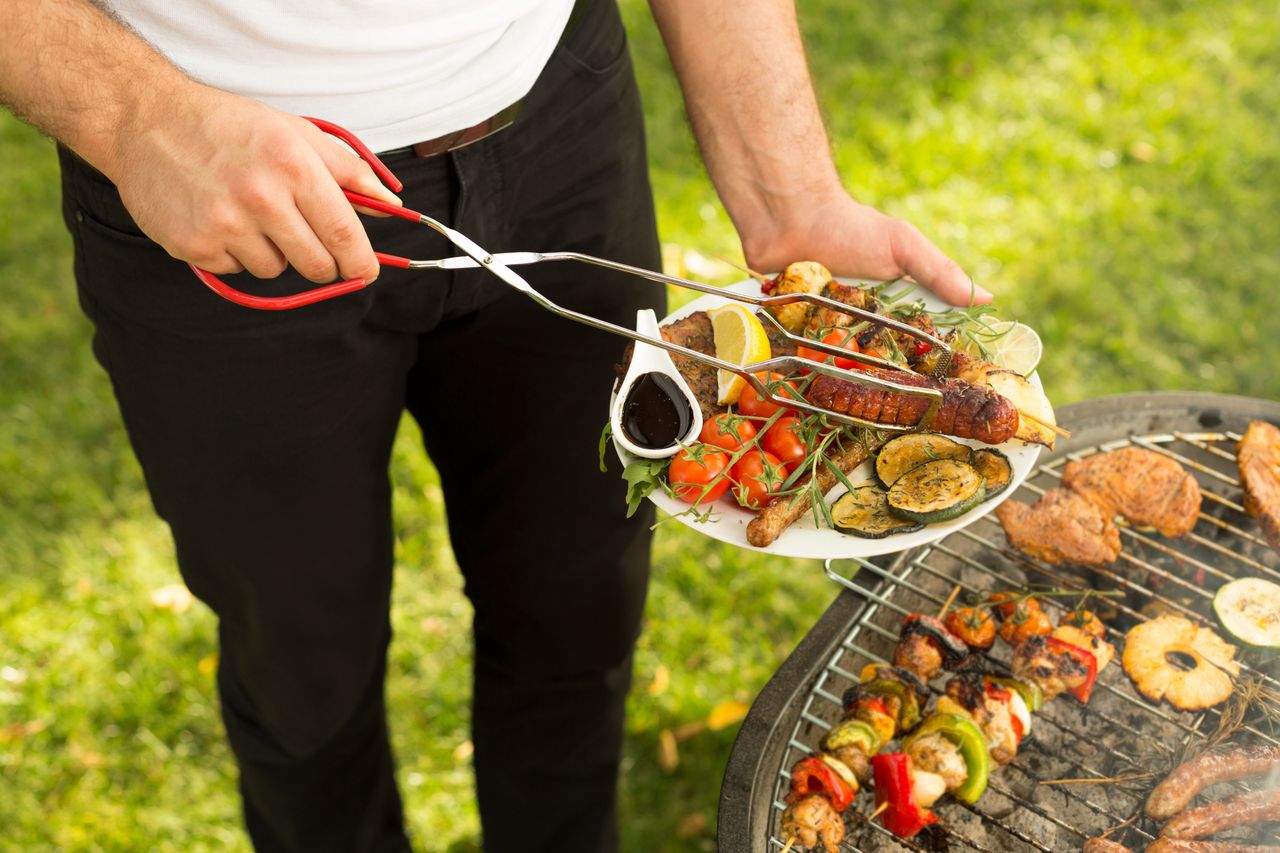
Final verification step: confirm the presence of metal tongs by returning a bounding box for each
[190,119,952,431]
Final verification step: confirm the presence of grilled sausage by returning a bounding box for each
[1161,787,1280,840]
[1146,744,1280,820]
[1082,837,1135,853]
[1148,840,1280,853]
[805,370,1018,444]
[745,440,874,547]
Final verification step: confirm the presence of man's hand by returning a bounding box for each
[649,0,989,306]
[1,0,399,285]
[739,188,991,306]
[112,86,401,283]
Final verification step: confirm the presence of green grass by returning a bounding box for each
[2,1,1279,850]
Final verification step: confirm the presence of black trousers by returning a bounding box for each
[58,2,662,850]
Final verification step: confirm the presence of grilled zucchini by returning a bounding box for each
[832,486,925,539]
[971,448,1013,498]
[875,433,973,489]
[886,459,986,523]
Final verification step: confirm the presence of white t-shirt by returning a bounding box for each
[108,0,576,153]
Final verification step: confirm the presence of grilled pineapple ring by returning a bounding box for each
[1122,615,1241,710]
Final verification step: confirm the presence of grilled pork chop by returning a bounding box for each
[1061,446,1201,537]
[1238,420,1280,550]
[994,487,1121,566]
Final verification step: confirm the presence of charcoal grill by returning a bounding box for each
[718,392,1280,852]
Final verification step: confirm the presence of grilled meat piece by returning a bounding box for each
[828,744,872,784]
[1238,420,1280,550]
[805,280,875,335]
[893,614,970,680]
[1011,634,1092,701]
[1062,446,1201,537]
[745,438,879,547]
[995,488,1121,567]
[780,794,845,853]
[1148,841,1280,853]
[805,370,1017,443]
[1147,743,1280,820]
[770,261,832,333]
[1083,839,1135,853]
[943,673,1019,764]
[906,732,969,792]
[1161,787,1280,840]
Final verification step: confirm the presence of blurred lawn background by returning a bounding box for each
[2,0,1277,850]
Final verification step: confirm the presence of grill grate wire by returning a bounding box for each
[765,431,1280,852]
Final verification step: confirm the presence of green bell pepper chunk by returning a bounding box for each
[904,713,990,803]
[988,675,1044,713]
[821,718,880,755]
[862,679,922,731]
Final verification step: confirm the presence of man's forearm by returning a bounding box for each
[647,0,842,248]
[0,0,190,177]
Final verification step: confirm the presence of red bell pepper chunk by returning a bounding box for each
[1044,635,1099,702]
[871,752,938,838]
[790,755,856,813]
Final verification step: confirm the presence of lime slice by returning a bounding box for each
[1213,577,1280,649]
[708,304,771,405]
[970,320,1043,375]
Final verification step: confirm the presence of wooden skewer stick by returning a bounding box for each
[1019,409,1073,439]
[716,255,771,285]
[937,584,962,619]
[779,837,796,853]
[865,800,890,823]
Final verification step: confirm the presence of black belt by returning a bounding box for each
[393,0,593,158]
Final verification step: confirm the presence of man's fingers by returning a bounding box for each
[314,136,402,217]
[266,208,341,284]
[228,236,289,280]
[294,180,380,283]
[888,218,992,307]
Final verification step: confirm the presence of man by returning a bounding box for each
[1,0,987,850]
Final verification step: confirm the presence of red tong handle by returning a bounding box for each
[189,117,419,311]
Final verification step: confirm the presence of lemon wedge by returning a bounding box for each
[709,303,771,405]
[969,320,1042,376]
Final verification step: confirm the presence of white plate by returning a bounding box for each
[611,278,1045,559]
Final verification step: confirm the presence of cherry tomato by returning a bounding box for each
[796,329,861,370]
[737,373,802,419]
[698,413,757,452]
[761,414,808,465]
[668,447,731,505]
[729,449,790,510]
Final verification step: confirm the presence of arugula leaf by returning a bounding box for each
[621,457,669,518]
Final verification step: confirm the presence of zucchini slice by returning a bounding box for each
[832,486,925,539]
[1213,577,1280,649]
[886,459,986,523]
[876,433,973,489]
[971,448,1013,499]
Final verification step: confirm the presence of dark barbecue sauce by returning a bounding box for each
[622,372,694,449]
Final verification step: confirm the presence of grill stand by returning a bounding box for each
[718,392,1280,853]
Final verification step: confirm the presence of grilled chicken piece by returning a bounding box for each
[780,794,845,853]
[805,280,875,335]
[614,311,722,419]
[771,261,832,333]
[943,674,1019,764]
[1011,634,1092,701]
[995,488,1121,567]
[1062,446,1201,537]
[828,744,872,785]
[1238,420,1280,550]
[906,732,969,792]
[805,369,1018,443]
[746,438,880,547]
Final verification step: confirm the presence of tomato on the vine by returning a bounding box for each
[729,449,790,510]
[796,329,861,370]
[668,446,731,505]
[698,413,757,451]
[761,414,808,465]
[737,372,802,419]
